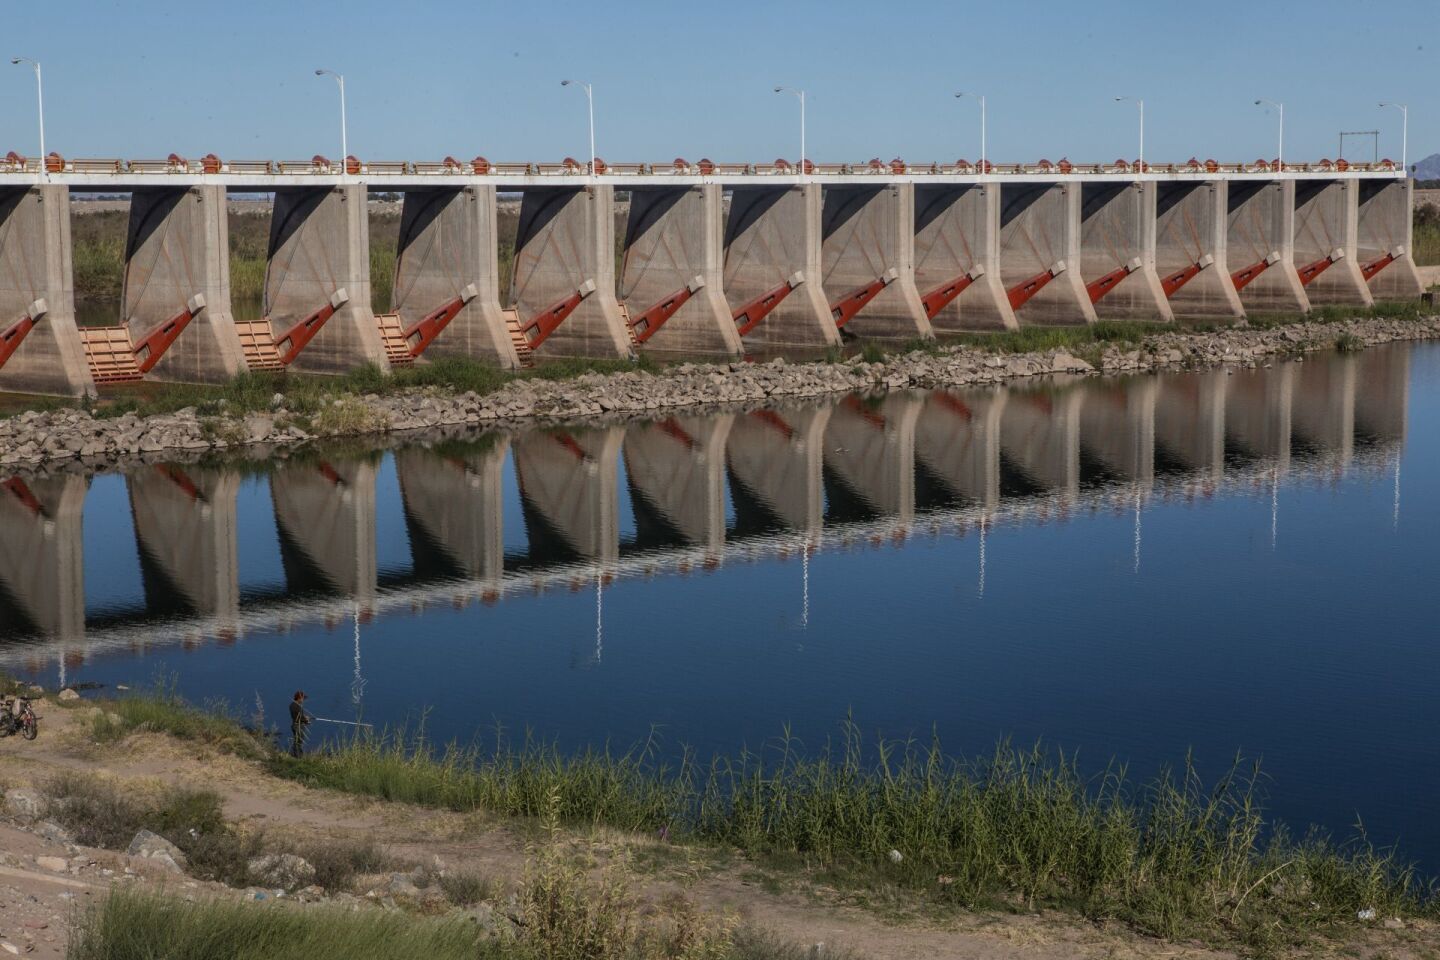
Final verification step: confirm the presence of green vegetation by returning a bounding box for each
[269,722,1434,950]
[1413,200,1440,267]
[43,772,262,886]
[68,891,486,960]
[90,680,270,759]
[76,691,1440,952]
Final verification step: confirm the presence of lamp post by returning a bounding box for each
[773,86,806,177]
[1254,98,1284,170]
[8,57,45,165]
[955,92,985,171]
[314,69,347,172]
[1379,101,1408,172]
[1114,96,1143,177]
[560,79,596,176]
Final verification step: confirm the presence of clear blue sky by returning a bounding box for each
[2,0,1434,167]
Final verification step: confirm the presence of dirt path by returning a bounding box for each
[1,701,1430,960]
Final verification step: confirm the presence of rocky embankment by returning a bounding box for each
[3,315,1437,472]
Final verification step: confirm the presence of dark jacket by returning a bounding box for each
[289,700,310,729]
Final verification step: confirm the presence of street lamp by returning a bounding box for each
[1379,101,1408,172]
[560,79,595,176]
[314,69,347,172]
[9,57,45,165]
[1114,96,1144,176]
[955,92,986,172]
[1254,98,1284,170]
[773,86,806,177]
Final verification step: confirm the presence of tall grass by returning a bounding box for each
[269,721,1435,946]
[69,891,486,960]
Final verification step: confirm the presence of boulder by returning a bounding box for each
[35,855,68,873]
[127,829,187,873]
[57,688,80,702]
[4,789,47,821]
[247,853,316,890]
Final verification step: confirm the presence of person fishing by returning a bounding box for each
[289,690,312,757]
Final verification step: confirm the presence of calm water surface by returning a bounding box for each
[1,343,1435,866]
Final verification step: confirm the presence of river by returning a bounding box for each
[1,341,1434,868]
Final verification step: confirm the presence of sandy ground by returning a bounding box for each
[1,700,1435,960]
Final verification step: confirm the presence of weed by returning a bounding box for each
[297,838,393,892]
[90,680,270,759]
[436,867,501,906]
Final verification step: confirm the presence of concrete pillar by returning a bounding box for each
[0,186,94,397]
[824,393,922,522]
[511,186,633,359]
[1077,376,1157,489]
[1293,354,1356,465]
[1226,180,1309,314]
[1000,380,1085,498]
[620,186,741,357]
[1356,179,1424,301]
[725,404,830,538]
[724,185,840,351]
[0,473,86,641]
[1154,369,1227,483]
[127,465,239,623]
[1225,361,1293,469]
[267,185,389,373]
[913,387,1007,511]
[623,413,733,555]
[999,183,1096,325]
[513,426,623,565]
[913,185,1016,332]
[1154,182,1244,319]
[393,186,521,368]
[270,458,378,602]
[123,186,246,383]
[820,184,931,340]
[394,439,508,591]
[1293,179,1372,307]
[1078,182,1171,322]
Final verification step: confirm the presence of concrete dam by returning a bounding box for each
[0,153,1424,397]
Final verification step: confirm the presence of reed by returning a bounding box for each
[269,721,1436,947]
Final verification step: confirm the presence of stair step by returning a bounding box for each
[79,326,143,384]
[375,313,415,368]
[503,309,536,368]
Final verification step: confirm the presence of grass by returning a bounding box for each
[73,692,1438,952]
[90,680,271,760]
[42,772,261,886]
[68,891,485,960]
[1414,203,1440,267]
[298,837,393,892]
[266,721,1436,951]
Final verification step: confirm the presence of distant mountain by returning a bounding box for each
[1411,152,1440,180]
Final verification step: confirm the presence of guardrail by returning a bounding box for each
[0,150,1403,177]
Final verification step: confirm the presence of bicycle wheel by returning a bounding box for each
[22,717,37,740]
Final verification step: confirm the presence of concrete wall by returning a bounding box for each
[1356,179,1424,300]
[270,459,378,601]
[394,440,507,590]
[1154,182,1244,318]
[824,393,922,522]
[999,183,1095,325]
[267,185,389,373]
[1226,180,1308,313]
[512,426,623,564]
[0,474,86,641]
[123,186,246,383]
[820,184,931,339]
[723,185,840,351]
[1078,182,1171,321]
[912,185,1016,331]
[1293,179,1372,306]
[620,186,741,357]
[623,414,733,555]
[127,465,240,622]
[511,186,633,359]
[913,388,1006,510]
[393,186,521,368]
[725,404,830,537]
[0,186,94,397]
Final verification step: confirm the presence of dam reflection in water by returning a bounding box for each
[0,344,1433,865]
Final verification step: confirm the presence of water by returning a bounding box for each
[1,342,1436,868]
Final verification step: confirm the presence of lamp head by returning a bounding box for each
[773,86,783,93]
[561,79,571,86]
[10,58,24,65]
[1254,99,1263,106]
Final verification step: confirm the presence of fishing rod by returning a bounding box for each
[309,716,373,728]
